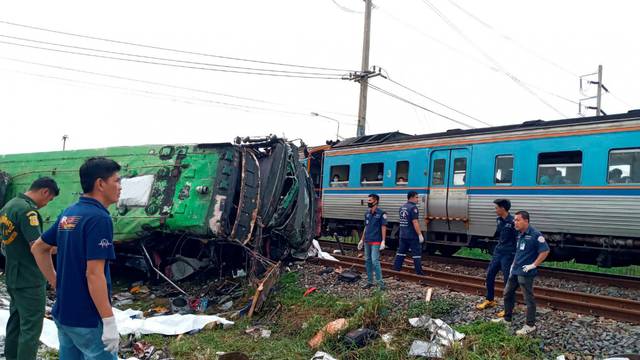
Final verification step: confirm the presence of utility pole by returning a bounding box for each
[62,134,68,151]
[596,65,603,116]
[356,0,373,137]
[579,65,608,117]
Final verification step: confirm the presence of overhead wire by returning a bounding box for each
[420,0,568,117]
[0,57,359,121]
[368,83,475,129]
[0,19,356,73]
[0,40,345,79]
[384,77,491,126]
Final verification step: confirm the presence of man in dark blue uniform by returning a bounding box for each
[492,210,550,336]
[357,193,387,290]
[393,191,424,275]
[476,199,517,312]
[32,157,122,359]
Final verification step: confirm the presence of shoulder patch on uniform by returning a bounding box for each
[26,211,39,226]
[538,236,545,243]
[413,208,418,213]
[382,213,388,219]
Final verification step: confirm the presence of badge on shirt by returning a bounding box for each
[382,213,388,220]
[519,242,526,250]
[27,211,39,226]
[538,236,546,243]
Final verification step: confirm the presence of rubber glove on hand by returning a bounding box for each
[101,316,119,353]
[357,240,364,251]
[418,234,425,244]
[380,241,386,251]
[522,264,537,273]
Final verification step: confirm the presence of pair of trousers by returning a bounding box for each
[485,254,514,301]
[364,243,383,285]
[55,320,117,360]
[503,275,537,326]
[392,237,423,275]
[5,285,46,360]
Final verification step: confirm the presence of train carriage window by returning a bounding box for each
[608,148,640,184]
[361,163,384,186]
[453,158,467,186]
[396,161,409,186]
[330,165,349,187]
[432,159,446,185]
[495,155,514,185]
[537,151,582,185]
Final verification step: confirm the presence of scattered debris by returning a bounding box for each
[248,262,281,318]
[311,351,338,360]
[425,287,434,302]
[219,300,234,311]
[337,269,361,283]
[218,352,250,360]
[245,325,272,339]
[170,296,190,314]
[409,339,444,358]
[133,341,155,359]
[408,315,465,357]
[381,333,394,349]
[303,287,318,297]
[343,328,378,348]
[308,318,349,349]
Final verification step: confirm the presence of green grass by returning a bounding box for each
[448,321,543,360]
[455,247,640,277]
[406,298,461,319]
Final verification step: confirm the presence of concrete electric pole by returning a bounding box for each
[579,65,608,117]
[356,0,373,137]
[62,134,69,151]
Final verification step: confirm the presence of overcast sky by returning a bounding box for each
[1,1,638,155]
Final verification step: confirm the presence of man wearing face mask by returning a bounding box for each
[358,193,387,290]
[32,157,122,359]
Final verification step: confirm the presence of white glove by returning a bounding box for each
[357,240,364,250]
[380,241,386,251]
[522,264,536,273]
[418,234,425,244]
[101,316,119,353]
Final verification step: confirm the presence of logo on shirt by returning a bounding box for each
[59,216,81,231]
[98,238,113,248]
[400,209,408,219]
[537,236,546,243]
[0,214,17,245]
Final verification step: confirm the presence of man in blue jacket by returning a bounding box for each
[492,210,550,336]
[476,199,517,312]
[358,193,387,290]
[393,191,424,275]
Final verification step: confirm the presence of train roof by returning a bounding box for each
[332,109,640,149]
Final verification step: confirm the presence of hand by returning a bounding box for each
[357,240,364,251]
[101,316,119,353]
[418,234,425,244]
[522,264,536,273]
[380,241,386,251]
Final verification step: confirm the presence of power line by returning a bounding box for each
[446,0,580,79]
[368,83,475,129]
[0,57,359,119]
[383,76,491,126]
[0,34,345,77]
[0,40,345,80]
[0,19,356,73]
[420,0,567,118]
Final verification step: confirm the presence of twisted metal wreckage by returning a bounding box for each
[0,135,316,316]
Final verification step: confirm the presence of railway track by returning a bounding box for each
[310,253,640,324]
[317,240,640,290]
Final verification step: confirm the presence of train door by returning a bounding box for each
[427,148,470,233]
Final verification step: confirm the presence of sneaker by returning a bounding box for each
[361,283,374,289]
[496,310,505,318]
[491,317,511,324]
[515,324,536,336]
[476,300,497,310]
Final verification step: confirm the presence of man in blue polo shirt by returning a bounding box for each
[32,157,122,359]
[492,210,550,336]
[393,191,424,275]
[357,193,387,290]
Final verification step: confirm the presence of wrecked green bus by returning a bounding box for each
[0,136,316,280]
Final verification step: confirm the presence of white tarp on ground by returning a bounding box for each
[408,316,465,357]
[118,175,155,207]
[0,307,233,350]
[308,239,338,261]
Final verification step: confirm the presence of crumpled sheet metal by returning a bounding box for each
[408,316,465,357]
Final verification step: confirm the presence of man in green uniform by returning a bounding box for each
[1,177,59,360]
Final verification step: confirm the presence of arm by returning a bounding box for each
[532,250,549,267]
[381,225,387,242]
[412,219,422,235]
[86,259,114,319]
[31,238,56,288]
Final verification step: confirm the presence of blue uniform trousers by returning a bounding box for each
[392,237,423,275]
[485,253,514,301]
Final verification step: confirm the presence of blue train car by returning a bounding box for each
[315,110,640,267]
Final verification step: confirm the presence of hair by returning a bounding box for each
[368,193,380,202]
[493,198,511,211]
[407,190,418,200]
[79,157,122,193]
[29,177,60,196]
[515,210,530,222]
